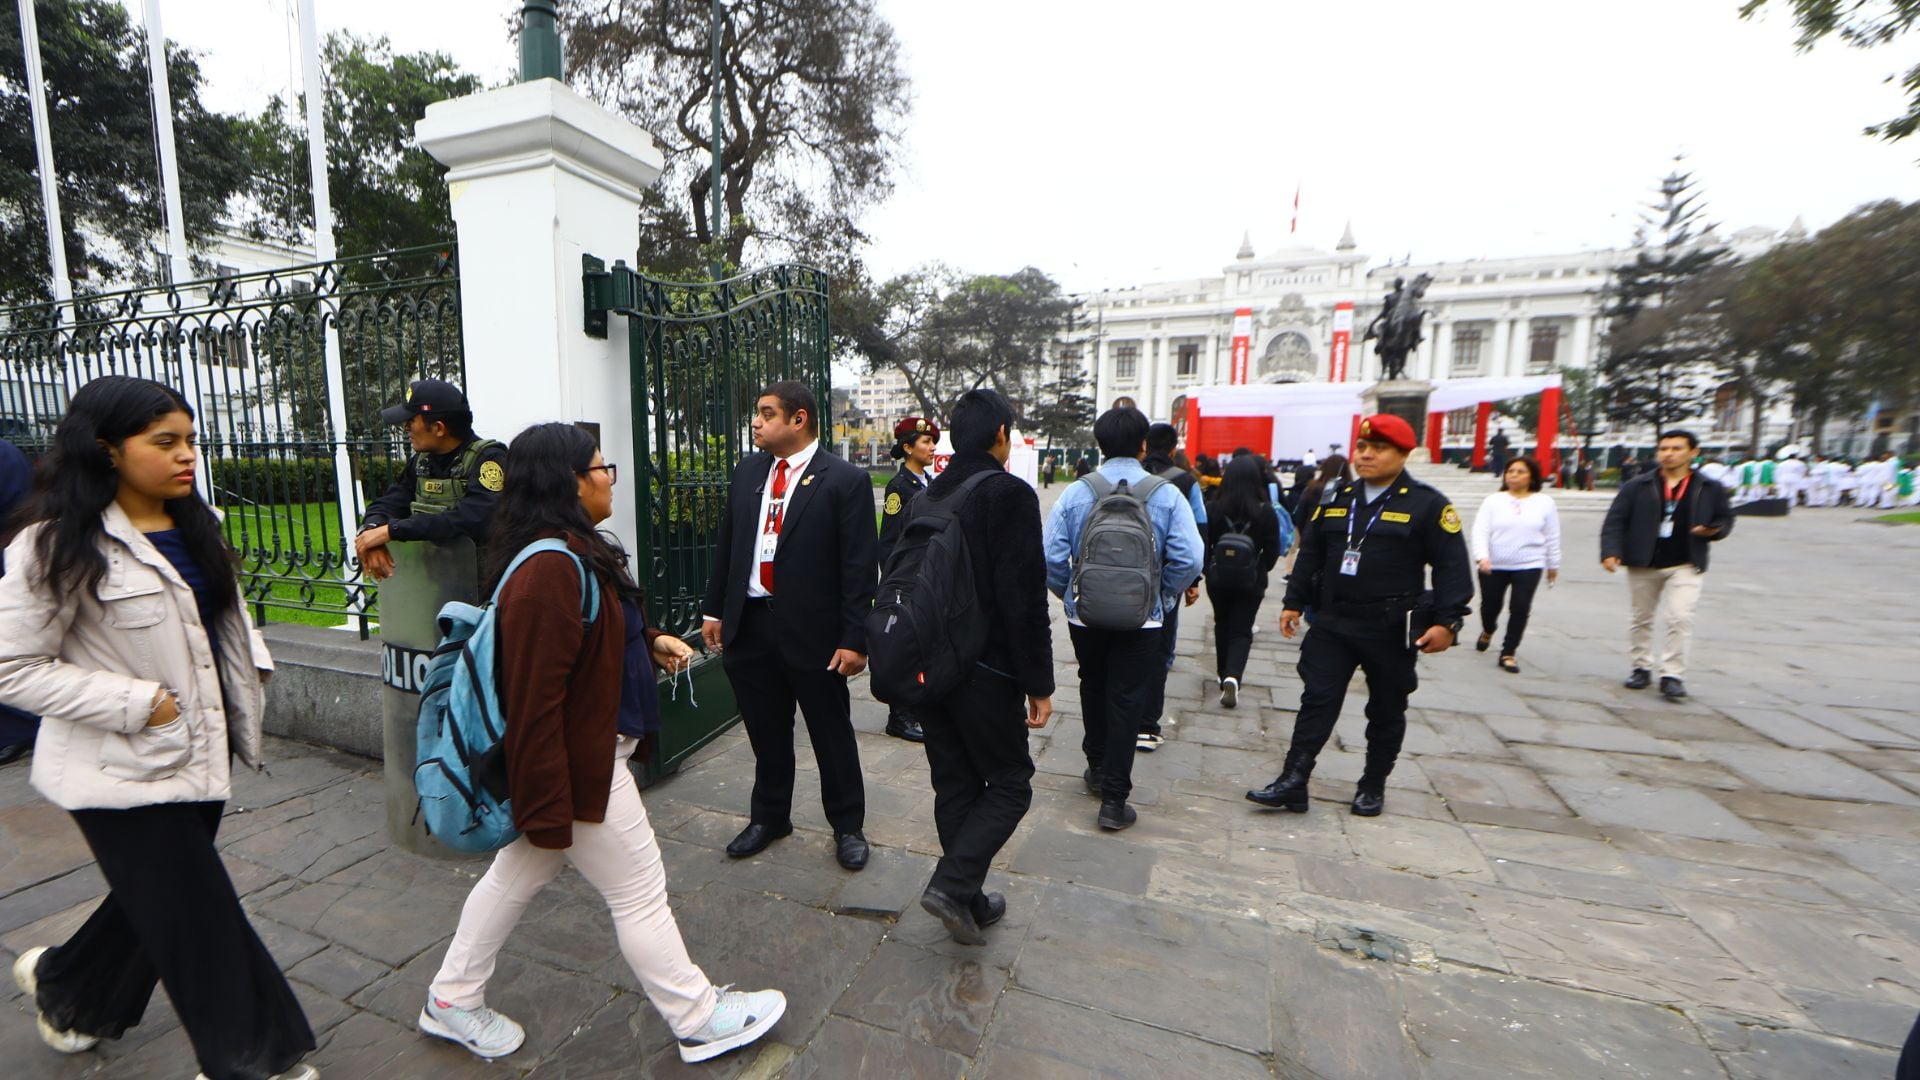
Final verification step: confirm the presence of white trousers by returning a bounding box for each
[429,737,718,1036]
[1627,565,1704,678]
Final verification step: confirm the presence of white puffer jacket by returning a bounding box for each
[0,504,273,810]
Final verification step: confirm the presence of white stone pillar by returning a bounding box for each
[1511,316,1533,377]
[1569,313,1596,372]
[1489,318,1512,380]
[417,80,665,549]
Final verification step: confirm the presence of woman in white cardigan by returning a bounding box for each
[1470,457,1561,673]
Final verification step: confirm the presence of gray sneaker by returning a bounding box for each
[678,986,786,1063]
[1220,677,1239,708]
[418,995,526,1060]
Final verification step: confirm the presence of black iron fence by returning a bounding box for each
[585,259,832,638]
[0,245,464,635]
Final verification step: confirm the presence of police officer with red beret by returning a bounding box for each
[1247,414,1472,817]
[876,416,940,741]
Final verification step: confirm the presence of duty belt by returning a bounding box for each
[1327,594,1419,622]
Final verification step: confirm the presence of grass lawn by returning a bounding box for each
[1875,511,1920,525]
[219,501,374,629]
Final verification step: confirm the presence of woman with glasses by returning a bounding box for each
[418,423,785,1066]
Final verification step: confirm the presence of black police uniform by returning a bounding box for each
[361,436,507,549]
[876,461,933,740]
[877,462,932,568]
[1272,471,1471,799]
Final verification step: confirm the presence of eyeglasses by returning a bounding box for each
[582,463,618,484]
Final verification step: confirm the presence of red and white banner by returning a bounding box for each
[1329,301,1354,382]
[1229,308,1253,385]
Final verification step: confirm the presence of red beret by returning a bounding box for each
[894,416,939,442]
[1356,414,1417,452]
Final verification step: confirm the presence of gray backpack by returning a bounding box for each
[1070,472,1168,630]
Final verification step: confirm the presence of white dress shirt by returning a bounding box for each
[743,438,818,601]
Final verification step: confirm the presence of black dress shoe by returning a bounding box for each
[920,887,984,945]
[1475,631,1493,653]
[1350,788,1385,817]
[1659,676,1687,700]
[1246,770,1310,811]
[1082,768,1104,797]
[1624,668,1652,690]
[0,742,30,766]
[973,891,1007,929]
[1096,799,1136,831]
[885,716,925,743]
[725,822,792,858]
[835,831,870,871]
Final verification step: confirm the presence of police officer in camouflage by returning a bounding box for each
[1247,414,1472,818]
[875,415,939,743]
[354,379,506,584]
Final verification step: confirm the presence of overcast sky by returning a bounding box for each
[144,0,1920,293]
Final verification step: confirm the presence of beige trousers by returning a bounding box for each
[1626,565,1704,678]
[429,737,719,1036]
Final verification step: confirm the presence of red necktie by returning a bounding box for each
[760,459,789,592]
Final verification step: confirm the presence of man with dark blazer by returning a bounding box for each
[1601,427,1734,701]
[701,380,880,870]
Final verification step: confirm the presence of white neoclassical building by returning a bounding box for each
[1070,222,1804,453]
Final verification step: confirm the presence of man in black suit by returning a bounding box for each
[701,380,880,871]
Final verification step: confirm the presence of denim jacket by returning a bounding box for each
[1043,458,1206,627]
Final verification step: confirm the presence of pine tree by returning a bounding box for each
[1598,164,1729,434]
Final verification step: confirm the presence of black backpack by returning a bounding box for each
[866,471,998,706]
[1208,517,1260,593]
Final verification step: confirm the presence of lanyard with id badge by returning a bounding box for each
[1340,489,1395,576]
[1660,474,1689,539]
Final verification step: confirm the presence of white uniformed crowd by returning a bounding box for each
[1697,450,1916,509]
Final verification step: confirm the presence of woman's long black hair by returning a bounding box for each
[1299,453,1352,508]
[1214,453,1277,528]
[482,422,644,604]
[18,376,239,618]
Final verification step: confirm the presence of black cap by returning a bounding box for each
[381,379,470,426]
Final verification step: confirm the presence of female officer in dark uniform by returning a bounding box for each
[1246,414,1472,818]
[876,416,939,742]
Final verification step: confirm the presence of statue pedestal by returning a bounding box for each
[1364,379,1435,446]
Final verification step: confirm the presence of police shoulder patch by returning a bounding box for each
[478,460,505,492]
[884,492,902,515]
[1439,504,1462,533]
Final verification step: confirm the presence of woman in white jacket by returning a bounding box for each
[0,377,317,1080]
[1470,457,1561,674]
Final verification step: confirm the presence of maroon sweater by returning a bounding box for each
[497,532,660,849]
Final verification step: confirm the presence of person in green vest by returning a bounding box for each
[354,379,506,582]
[1757,455,1777,497]
[1898,462,1917,506]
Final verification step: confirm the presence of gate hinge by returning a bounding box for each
[582,254,639,339]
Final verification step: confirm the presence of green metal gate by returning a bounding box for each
[584,258,832,780]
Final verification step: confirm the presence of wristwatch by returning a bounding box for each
[1444,617,1464,635]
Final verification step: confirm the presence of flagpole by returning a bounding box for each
[294,0,364,619]
[139,0,191,287]
[18,0,70,307]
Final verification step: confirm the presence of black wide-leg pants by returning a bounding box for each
[35,800,314,1080]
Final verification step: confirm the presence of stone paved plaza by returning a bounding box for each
[3,482,1919,1078]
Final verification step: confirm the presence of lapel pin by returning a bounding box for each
[802,475,815,486]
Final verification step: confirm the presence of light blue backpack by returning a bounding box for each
[413,539,600,853]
